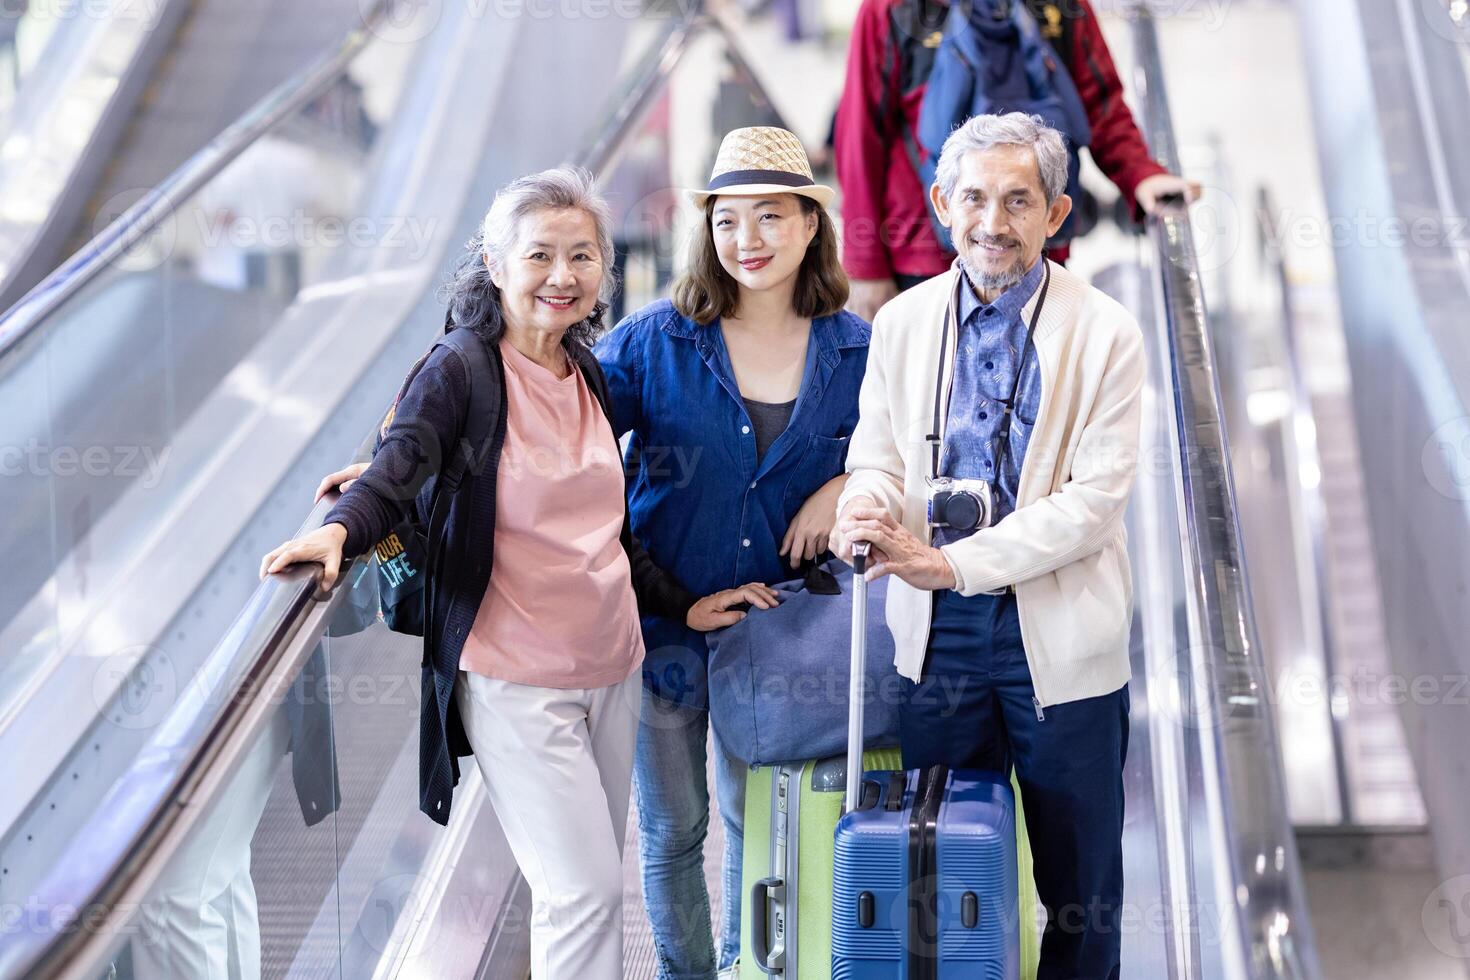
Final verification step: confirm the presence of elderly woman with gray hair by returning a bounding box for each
[262,167,775,978]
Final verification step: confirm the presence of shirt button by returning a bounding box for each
[979,411,988,420]
[742,539,751,547]
[985,361,994,370]
[984,309,996,317]
[741,425,751,434]
[750,481,758,489]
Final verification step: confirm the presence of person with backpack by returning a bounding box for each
[260,167,774,979]
[593,127,867,980]
[830,113,1142,977]
[835,0,1200,322]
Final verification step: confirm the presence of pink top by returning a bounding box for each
[458,338,645,688]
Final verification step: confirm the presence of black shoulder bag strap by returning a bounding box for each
[420,325,502,664]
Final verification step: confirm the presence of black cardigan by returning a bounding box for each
[324,329,697,825]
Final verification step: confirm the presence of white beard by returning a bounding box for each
[958,251,1027,295]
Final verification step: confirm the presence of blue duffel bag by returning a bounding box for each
[706,559,902,767]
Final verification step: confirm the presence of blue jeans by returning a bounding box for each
[900,589,1130,980]
[634,687,747,979]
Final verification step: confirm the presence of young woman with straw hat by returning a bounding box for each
[596,126,867,980]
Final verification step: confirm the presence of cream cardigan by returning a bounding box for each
[838,260,1144,707]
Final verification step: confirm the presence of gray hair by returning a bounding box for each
[442,166,618,346]
[934,112,1069,204]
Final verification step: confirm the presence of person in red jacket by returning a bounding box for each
[835,0,1200,321]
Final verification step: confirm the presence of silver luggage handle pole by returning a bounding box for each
[845,541,871,813]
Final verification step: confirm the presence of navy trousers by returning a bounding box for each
[899,588,1130,980]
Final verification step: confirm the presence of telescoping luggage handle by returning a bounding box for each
[844,542,871,813]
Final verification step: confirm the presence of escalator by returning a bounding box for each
[1292,5,1470,943]
[0,3,1322,978]
[0,0,372,311]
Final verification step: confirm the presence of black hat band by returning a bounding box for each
[706,169,813,191]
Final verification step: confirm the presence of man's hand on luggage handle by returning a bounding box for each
[838,506,956,591]
[687,583,783,631]
[830,495,875,564]
[316,462,369,502]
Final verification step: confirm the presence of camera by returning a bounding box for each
[926,477,995,532]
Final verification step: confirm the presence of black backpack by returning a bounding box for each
[370,316,501,636]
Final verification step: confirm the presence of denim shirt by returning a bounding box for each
[935,260,1046,547]
[596,299,871,708]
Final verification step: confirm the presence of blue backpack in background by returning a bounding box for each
[910,0,1092,249]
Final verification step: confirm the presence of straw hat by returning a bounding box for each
[687,127,835,209]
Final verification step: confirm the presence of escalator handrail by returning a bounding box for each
[0,11,723,977]
[576,8,704,175]
[1254,186,1355,826]
[0,0,401,363]
[0,501,339,980]
[1129,11,1322,979]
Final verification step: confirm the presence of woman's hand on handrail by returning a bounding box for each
[315,462,369,502]
[260,523,350,590]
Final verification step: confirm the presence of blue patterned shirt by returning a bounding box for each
[934,259,1046,546]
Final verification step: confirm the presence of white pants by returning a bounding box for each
[130,706,291,979]
[455,668,641,980]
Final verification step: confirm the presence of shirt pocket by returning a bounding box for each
[782,433,850,514]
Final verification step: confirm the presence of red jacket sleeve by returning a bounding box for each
[1065,1,1168,215]
[834,0,898,281]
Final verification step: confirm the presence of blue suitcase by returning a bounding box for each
[831,544,1022,978]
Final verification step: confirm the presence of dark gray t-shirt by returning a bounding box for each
[743,397,796,461]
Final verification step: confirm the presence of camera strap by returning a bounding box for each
[929,261,1051,480]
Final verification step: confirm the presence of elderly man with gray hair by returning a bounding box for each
[830,112,1143,978]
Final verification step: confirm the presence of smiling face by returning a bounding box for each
[931,143,1071,300]
[710,193,818,297]
[487,207,605,337]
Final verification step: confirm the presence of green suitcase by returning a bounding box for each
[741,752,1040,978]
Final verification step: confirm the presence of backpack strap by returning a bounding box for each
[418,325,504,662]
[1011,1,1090,146]
[1022,0,1073,59]
[433,326,501,496]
